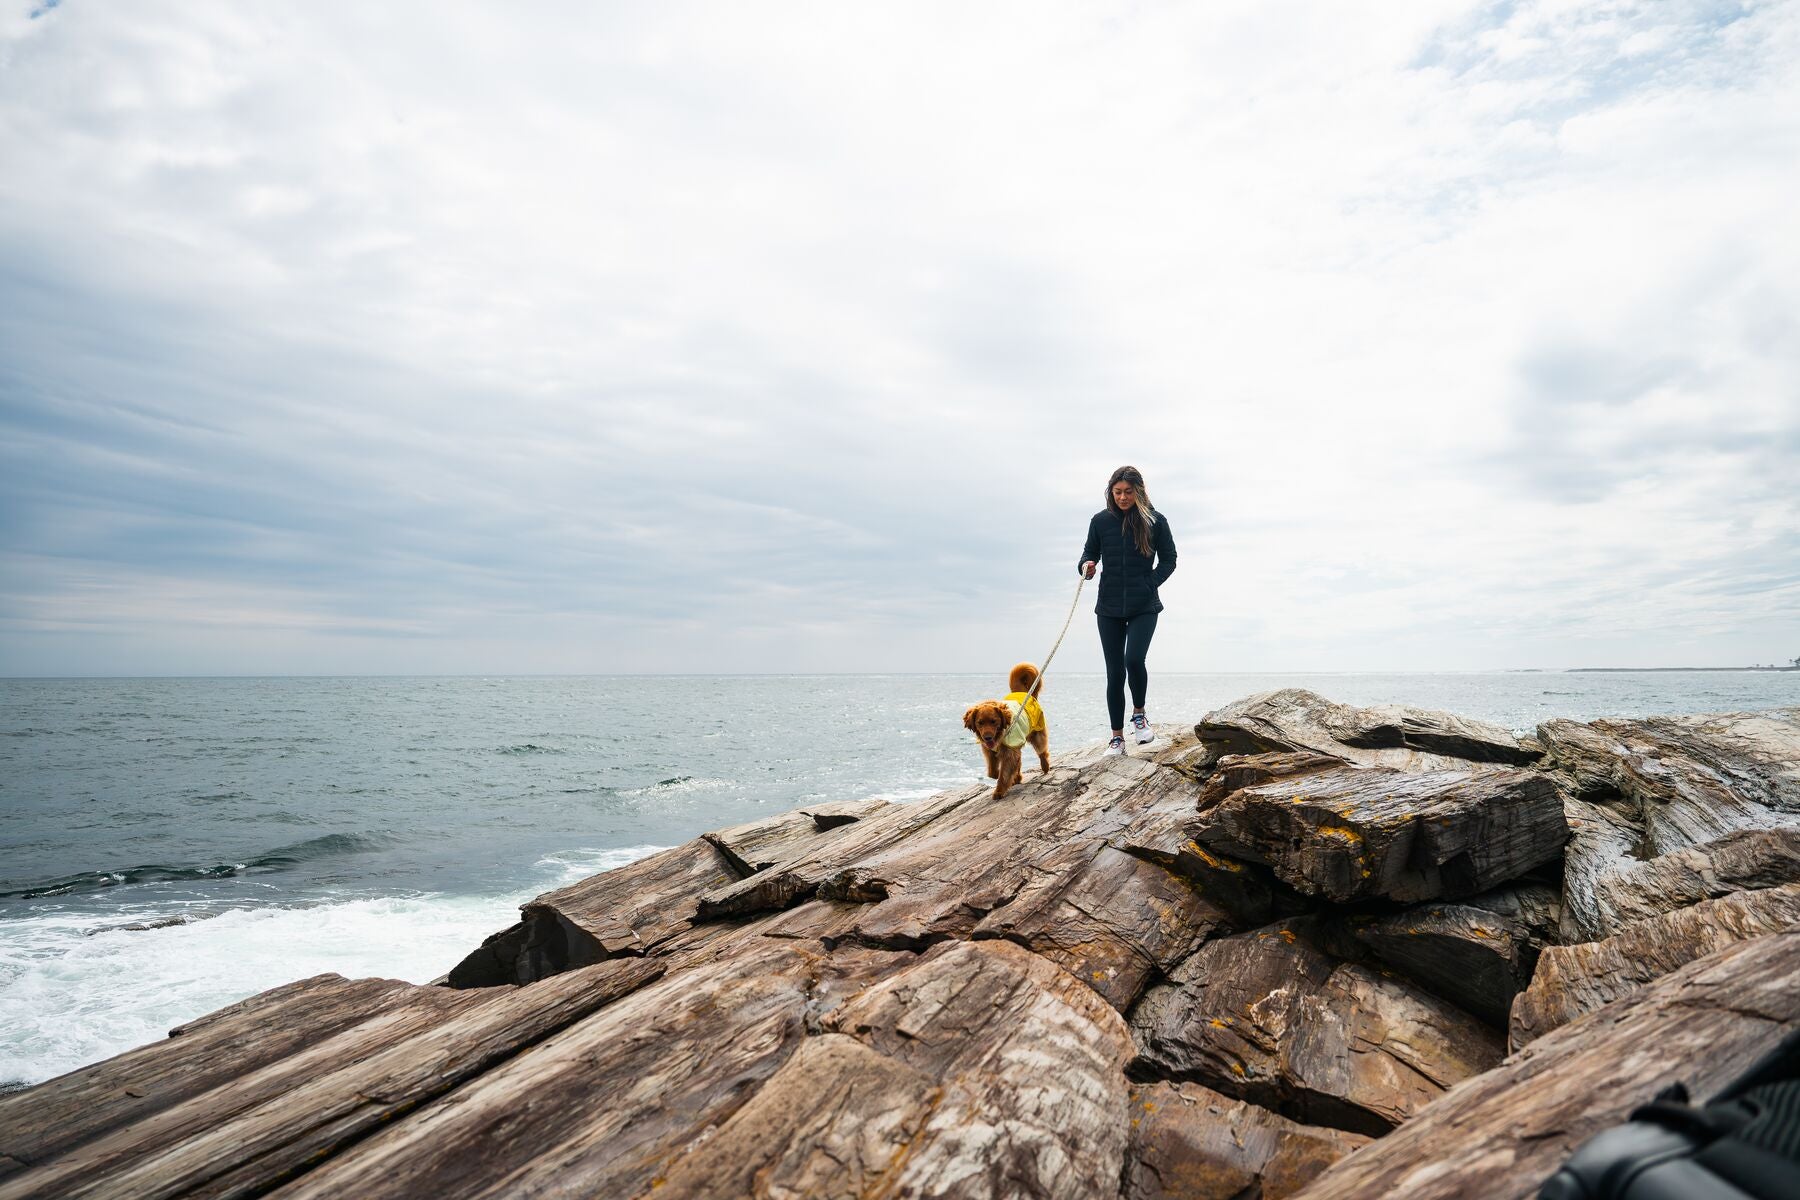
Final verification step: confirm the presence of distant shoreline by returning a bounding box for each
[1569,666,1800,673]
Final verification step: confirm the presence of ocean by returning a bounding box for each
[4,670,1799,1090]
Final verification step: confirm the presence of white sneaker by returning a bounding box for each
[1104,735,1125,757]
[1131,713,1154,745]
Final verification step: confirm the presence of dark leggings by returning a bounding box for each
[1097,612,1158,731]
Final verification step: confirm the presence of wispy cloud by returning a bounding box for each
[1,0,1795,674]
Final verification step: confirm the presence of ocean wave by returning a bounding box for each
[619,775,731,797]
[533,845,666,886]
[496,743,565,756]
[0,833,394,900]
[0,891,529,1089]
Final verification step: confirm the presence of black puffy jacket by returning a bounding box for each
[1079,509,1177,618]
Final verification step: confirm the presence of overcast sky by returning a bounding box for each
[1,1,1796,676]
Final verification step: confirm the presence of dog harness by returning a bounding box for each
[1001,692,1045,749]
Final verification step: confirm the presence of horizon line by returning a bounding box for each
[4,666,1798,682]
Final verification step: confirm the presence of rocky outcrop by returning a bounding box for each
[1130,920,1504,1136]
[1508,882,1800,1049]
[1540,709,1800,856]
[1289,929,1800,1200]
[1579,825,1800,938]
[1334,883,1561,1025]
[1197,689,1540,770]
[1125,1081,1371,1200]
[3,695,1796,1200]
[1196,765,1567,903]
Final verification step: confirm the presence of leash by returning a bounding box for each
[1025,573,1086,702]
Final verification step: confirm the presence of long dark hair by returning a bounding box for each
[1106,465,1156,556]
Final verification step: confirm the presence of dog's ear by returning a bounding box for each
[963,705,979,730]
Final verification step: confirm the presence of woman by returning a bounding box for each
[1079,465,1177,755]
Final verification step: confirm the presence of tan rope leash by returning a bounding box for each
[1025,574,1086,702]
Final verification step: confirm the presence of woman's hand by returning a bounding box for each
[1081,561,1096,579]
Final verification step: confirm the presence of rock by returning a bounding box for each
[701,757,1189,955]
[821,939,1136,1200]
[1197,750,1345,811]
[1287,929,1800,1200]
[1197,689,1539,771]
[1537,709,1800,856]
[973,843,1225,1010]
[829,763,1180,948]
[1554,788,1650,942]
[1583,826,1800,939]
[703,798,890,875]
[1116,809,1291,928]
[261,940,909,1200]
[1509,882,1800,1050]
[1197,765,1567,903]
[447,838,740,986]
[1337,883,1562,1025]
[1124,1081,1372,1200]
[0,961,660,1200]
[450,801,898,989]
[9,693,1795,1200]
[1129,921,1504,1135]
[696,780,998,918]
[580,937,1136,1200]
[641,1033,931,1199]
[0,974,456,1181]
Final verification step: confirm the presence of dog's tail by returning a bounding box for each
[1009,662,1040,694]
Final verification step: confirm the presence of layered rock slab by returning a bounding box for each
[1288,928,1800,1200]
[1197,689,1539,771]
[1129,921,1503,1135]
[1197,750,1345,811]
[1509,882,1800,1049]
[448,838,739,985]
[0,974,461,1180]
[450,800,896,986]
[972,842,1226,1011]
[1197,765,1567,903]
[641,939,1140,1200]
[0,960,661,1200]
[703,797,892,875]
[1538,709,1800,856]
[1117,812,1294,928]
[1124,1081,1371,1200]
[1578,825,1800,940]
[831,762,1184,948]
[1335,883,1561,1026]
[266,939,907,1200]
[699,757,1208,971]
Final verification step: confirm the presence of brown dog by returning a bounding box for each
[962,662,1050,800]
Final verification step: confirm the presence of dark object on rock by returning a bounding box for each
[1538,1027,1800,1200]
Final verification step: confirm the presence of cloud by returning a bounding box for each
[1,0,1796,675]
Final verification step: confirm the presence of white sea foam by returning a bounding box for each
[0,845,662,1087]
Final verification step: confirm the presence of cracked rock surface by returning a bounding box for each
[2,692,1796,1200]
